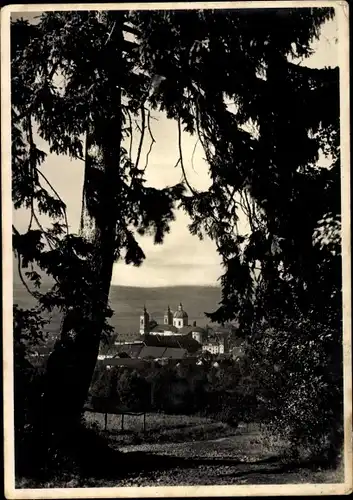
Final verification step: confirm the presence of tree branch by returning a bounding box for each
[36,168,69,234]
[177,117,197,195]
[28,203,34,231]
[105,21,116,45]
[144,109,156,171]
[12,226,41,300]
[135,105,146,170]
[31,206,55,251]
[126,108,133,162]
[240,190,255,232]
[191,138,199,174]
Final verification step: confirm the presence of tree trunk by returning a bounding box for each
[40,14,125,448]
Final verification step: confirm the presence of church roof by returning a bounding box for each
[151,323,179,333]
[178,325,206,335]
[141,334,201,353]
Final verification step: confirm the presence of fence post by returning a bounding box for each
[121,413,124,431]
[143,412,146,432]
[105,413,108,431]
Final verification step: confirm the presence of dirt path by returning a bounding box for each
[106,430,342,487]
[118,433,266,460]
[16,425,342,488]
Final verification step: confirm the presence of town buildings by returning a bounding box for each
[139,303,208,343]
[201,335,228,355]
[101,303,241,362]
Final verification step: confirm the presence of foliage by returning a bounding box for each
[244,311,343,464]
[11,11,186,430]
[13,305,49,475]
[132,8,343,465]
[133,7,340,329]
[11,13,185,346]
[90,359,253,423]
[13,10,340,335]
[90,366,150,411]
[115,369,150,410]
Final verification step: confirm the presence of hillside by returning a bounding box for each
[13,278,222,337]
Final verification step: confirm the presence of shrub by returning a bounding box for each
[90,366,151,411]
[245,313,343,465]
[13,305,50,476]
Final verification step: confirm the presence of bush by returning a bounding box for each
[90,361,246,420]
[13,305,50,477]
[116,368,151,411]
[245,313,343,465]
[90,366,151,411]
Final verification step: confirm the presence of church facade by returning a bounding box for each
[139,303,207,344]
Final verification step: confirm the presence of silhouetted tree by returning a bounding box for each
[133,7,342,462]
[12,11,184,449]
[12,7,342,467]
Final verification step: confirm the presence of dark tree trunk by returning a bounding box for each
[39,14,125,451]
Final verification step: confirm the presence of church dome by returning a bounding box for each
[173,303,188,319]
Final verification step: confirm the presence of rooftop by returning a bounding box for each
[151,323,179,333]
[141,334,201,352]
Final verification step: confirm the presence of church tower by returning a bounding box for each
[164,305,173,326]
[139,305,150,335]
[173,303,188,329]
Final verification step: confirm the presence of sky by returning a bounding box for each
[11,9,339,287]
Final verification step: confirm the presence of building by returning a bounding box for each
[102,330,202,363]
[109,334,200,361]
[139,305,150,335]
[116,331,141,343]
[140,303,189,335]
[190,324,207,344]
[171,303,188,329]
[139,303,208,343]
[202,335,227,355]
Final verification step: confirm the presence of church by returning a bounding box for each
[139,303,207,344]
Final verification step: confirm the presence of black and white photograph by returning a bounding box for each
[1,2,352,497]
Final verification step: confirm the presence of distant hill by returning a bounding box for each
[13,273,222,337]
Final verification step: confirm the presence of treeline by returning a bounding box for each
[89,357,261,426]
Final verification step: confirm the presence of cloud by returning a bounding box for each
[112,209,223,286]
[112,260,222,287]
